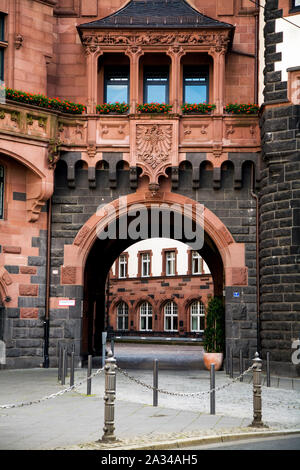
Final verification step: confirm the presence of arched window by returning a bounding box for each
[0,164,4,219]
[117,302,128,330]
[164,301,178,332]
[190,300,205,332]
[140,302,153,331]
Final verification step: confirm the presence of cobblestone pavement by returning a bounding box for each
[0,364,299,450]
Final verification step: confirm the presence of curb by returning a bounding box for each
[111,428,300,451]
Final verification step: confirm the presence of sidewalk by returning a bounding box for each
[0,366,299,450]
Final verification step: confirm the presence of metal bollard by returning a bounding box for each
[58,343,62,382]
[111,338,115,356]
[61,347,66,385]
[266,352,270,387]
[70,351,75,387]
[153,359,158,407]
[230,349,233,379]
[101,350,117,442]
[87,355,92,395]
[102,332,107,368]
[251,352,265,428]
[225,346,229,375]
[239,350,243,382]
[210,363,215,415]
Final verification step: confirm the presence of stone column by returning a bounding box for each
[125,46,144,114]
[85,47,102,114]
[167,46,186,114]
[209,47,226,114]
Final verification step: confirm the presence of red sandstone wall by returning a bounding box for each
[4,0,55,94]
[0,155,47,312]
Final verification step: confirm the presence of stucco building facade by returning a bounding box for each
[0,0,298,375]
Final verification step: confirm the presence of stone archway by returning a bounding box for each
[59,190,248,357]
[62,191,247,287]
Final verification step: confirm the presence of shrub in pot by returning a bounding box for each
[203,297,225,371]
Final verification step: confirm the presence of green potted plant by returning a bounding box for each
[203,296,225,371]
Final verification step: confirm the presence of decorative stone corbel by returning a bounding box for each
[15,33,24,50]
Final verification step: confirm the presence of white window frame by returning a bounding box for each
[164,301,178,332]
[140,302,153,331]
[119,255,127,278]
[165,251,175,276]
[190,300,205,332]
[117,302,129,330]
[141,253,150,277]
[192,251,201,274]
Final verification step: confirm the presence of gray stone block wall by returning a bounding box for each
[260,0,300,376]
[174,158,259,363]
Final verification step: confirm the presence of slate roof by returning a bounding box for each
[78,0,234,30]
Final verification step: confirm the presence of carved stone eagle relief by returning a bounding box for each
[136,124,173,187]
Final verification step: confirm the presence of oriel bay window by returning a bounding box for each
[104,67,129,103]
[144,67,169,103]
[183,67,209,103]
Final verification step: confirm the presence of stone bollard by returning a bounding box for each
[251,352,266,428]
[101,350,117,442]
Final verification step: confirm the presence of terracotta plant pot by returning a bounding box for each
[203,352,224,371]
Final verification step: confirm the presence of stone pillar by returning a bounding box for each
[167,46,186,114]
[126,46,144,114]
[209,47,226,114]
[85,48,102,114]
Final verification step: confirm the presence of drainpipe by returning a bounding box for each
[250,164,261,354]
[254,10,259,104]
[43,197,52,368]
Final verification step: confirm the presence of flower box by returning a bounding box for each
[4,87,86,114]
[96,102,129,114]
[181,103,216,114]
[137,103,172,114]
[224,103,260,115]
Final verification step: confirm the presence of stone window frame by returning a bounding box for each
[137,250,153,278]
[0,12,8,83]
[161,248,178,277]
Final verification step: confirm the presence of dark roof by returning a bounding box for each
[78,0,234,30]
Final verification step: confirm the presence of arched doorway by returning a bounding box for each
[61,191,248,359]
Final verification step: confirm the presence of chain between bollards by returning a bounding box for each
[101,350,117,443]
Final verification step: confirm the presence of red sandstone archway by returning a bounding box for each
[62,191,248,288]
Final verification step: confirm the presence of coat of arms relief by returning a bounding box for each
[135,124,173,191]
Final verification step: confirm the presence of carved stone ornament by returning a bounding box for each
[48,138,61,169]
[136,124,172,187]
[82,31,230,51]
[15,34,24,50]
